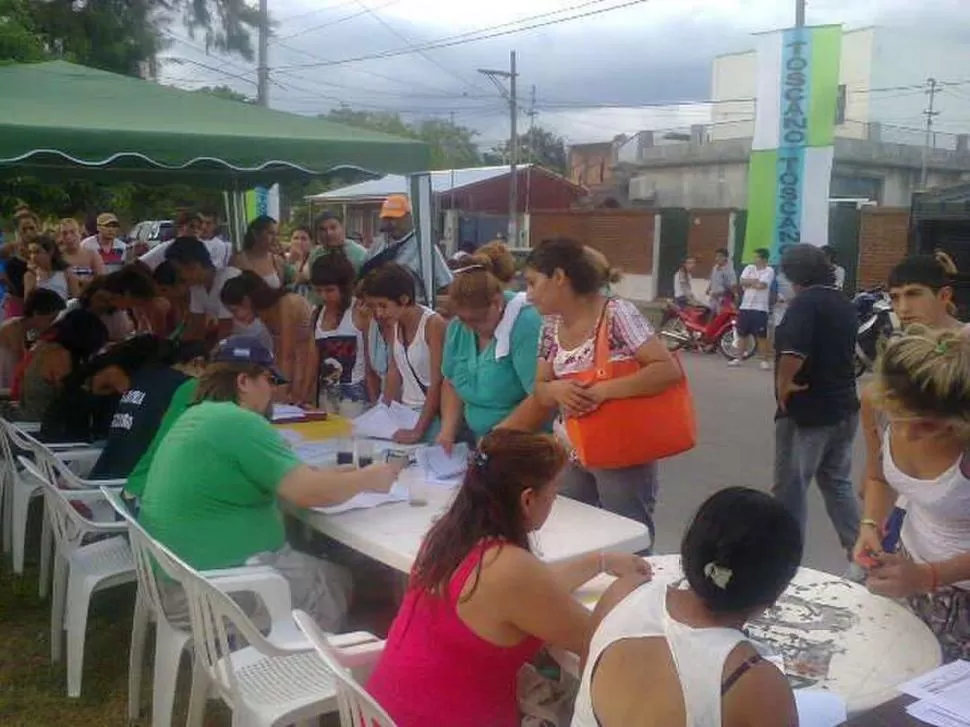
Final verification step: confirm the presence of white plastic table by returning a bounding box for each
[295,469,651,574]
[568,555,942,715]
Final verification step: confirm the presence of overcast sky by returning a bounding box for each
[159,0,968,146]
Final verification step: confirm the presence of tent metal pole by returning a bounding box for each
[409,172,435,307]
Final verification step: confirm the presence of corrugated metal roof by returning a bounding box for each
[307,164,535,202]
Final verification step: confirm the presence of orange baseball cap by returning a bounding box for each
[380,194,412,219]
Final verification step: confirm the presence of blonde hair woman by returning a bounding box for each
[855,326,970,661]
[57,218,104,284]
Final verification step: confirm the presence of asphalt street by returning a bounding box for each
[650,352,868,576]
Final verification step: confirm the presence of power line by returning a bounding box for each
[275,0,402,41]
[275,0,363,24]
[350,0,491,95]
[276,0,652,71]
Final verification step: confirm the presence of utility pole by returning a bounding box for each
[795,0,806,27]
[478,51,519,245]
[525,85,538,217]
[920,77,940,189]
[257,0,270,106]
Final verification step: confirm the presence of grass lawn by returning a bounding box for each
[0,509,388,727]
[0,507,230,727]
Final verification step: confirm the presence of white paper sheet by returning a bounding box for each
[793,691,847,727]
[907,700,970,727]
[293,441,339,467]
[313,480,409,515]
[272,404,307,421]
[279,429,305,447]
[352,402,420,440]
[415,443,469,487]
[901,660,970,714]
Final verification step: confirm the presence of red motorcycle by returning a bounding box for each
[658,298,755,361]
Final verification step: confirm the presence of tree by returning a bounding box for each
[1,1,259,75]
[0,0,47,63]
[484,125,567,174]
[323,108,483,171]
[196,84,254,103]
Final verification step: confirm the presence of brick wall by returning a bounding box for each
[530,209,655,274]
[856,208,910,289]
[686,210,733,278]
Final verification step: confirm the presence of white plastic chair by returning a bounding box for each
[18,456,134,698]
[102,487,311,727]
[139,527,385,727]
[23,429,125,599]
[0,417,120,589]
[293,610,394,727]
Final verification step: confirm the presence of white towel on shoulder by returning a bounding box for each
[494,292,528,360]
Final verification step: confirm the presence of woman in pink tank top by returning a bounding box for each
[366,430,651,727]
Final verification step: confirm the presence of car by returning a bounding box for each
[129,220,175,249]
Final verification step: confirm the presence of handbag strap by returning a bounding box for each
[593,300,614,380]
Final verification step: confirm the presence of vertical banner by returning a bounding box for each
[243,184,281,222]
[743,25,842,262]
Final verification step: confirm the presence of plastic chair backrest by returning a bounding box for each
[124,518,287,701]
[0,418,18,495]
[292,610,397,727]
[17,455,101,551]
[101,487,171,624]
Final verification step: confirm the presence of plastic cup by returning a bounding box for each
[407,472,428,507]
[355,439,375,468]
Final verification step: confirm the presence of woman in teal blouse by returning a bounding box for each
[437,251,552,451]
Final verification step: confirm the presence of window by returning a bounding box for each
[835,84,847,126]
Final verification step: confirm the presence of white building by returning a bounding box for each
[711,26,970,148]
[617,26,970,209]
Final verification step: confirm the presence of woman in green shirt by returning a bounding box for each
[437,249,553,452]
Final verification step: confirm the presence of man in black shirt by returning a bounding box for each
[772,244,861,561]
[87,339,209,479]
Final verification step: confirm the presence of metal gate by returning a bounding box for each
[656,208,690,298]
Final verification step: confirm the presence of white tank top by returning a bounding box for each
[882,429,970,589]
[572,581,748,727]
[39,271,70,301]
[392,306,433,409]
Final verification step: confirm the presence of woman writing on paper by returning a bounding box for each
[437,244,550,452]
[359,263,445,444]
[527,238,682,542]
[367,430,650,727]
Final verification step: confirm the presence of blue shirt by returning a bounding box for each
[442,292,542,438]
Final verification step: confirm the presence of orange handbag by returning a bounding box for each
[563,310,697,469]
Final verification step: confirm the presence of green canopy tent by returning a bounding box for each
[0,61,439,295]
[0,61,429,186]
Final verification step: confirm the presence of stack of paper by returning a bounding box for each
[313,480,409,515]
[793,691,846,727]
[352,402,420,440]
[271,404,307,422]
[415,443,469,487]
[900,660,970,726]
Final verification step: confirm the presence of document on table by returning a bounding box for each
[272,404,307,422]
[900,660,970,725]
[352,402,420,440]
[415,443,469,487]
[312,480,409,515]
[793,691,846,727]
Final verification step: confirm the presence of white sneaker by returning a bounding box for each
[728,358,742,367]
[759,360,772,371]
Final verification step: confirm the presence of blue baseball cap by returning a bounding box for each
[213,335,287,384]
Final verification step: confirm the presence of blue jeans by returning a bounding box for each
[772,413,861,552]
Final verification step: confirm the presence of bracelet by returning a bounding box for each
[860,518,882,532]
